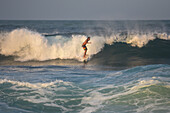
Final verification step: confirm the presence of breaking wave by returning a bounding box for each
[0,28,170,62]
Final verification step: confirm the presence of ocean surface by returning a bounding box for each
[0,20,170,113]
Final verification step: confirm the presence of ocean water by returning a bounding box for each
[0,20,170,113]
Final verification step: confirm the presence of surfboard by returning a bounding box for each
[83,59,88,63]
[83,55,90,63]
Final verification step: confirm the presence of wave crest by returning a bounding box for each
[0,28,170,62]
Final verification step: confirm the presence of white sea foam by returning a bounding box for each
[0,79,72,89]
[126,34,155,48]
[0,29,95,61]
[130,79,160,90]
[80,78,163,113]
[0,29,169,61]
[44,103,70,112]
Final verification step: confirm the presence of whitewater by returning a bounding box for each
[0,20,170,113]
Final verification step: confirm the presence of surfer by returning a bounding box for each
[82,37,91,58]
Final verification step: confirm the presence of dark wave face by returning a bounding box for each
[90,39,170,68]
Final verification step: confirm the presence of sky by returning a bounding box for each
[0,0,170,20]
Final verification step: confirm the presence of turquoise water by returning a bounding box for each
[0,64,170,113]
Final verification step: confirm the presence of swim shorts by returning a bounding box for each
[82,45,87,50]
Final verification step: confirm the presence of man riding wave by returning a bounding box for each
[82,37,91,58]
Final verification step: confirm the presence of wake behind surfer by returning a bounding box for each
[82,37,91,58]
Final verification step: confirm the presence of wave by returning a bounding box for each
[0,28,170,63]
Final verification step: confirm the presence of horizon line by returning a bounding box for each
[0,19,170,21]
